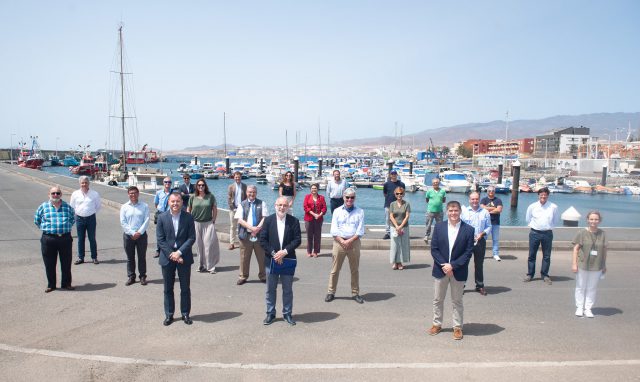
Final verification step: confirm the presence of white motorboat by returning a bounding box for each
[439,171,471,193]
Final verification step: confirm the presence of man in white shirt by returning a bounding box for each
[258,197,302,326]
[69,176,101,265]
[120,186,150,286]
[326,170,348,213]
[325,188,366,304]
[428,201,475,340]
[524,187,559,284]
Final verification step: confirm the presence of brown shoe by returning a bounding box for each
[228,244,236,250]
[125,277,135,286]
[428,325,442,336]
[453,327,463,340]
[476,287,487,296]
[140,277,147,286]
[236,278,247,285]
[45,287,56,293]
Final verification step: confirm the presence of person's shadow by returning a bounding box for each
[361,292,395,302]
[294,312,340,323]
[461,323,505,336]
[190,312,242,323]
[591,307,623,316]
[74,283,117,291]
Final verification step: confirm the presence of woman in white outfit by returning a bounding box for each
[572,211,607,318]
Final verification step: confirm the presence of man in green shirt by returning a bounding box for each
[424,177,446,243]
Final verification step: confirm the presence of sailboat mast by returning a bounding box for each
[223,112,227,157]
[119,26,127,173]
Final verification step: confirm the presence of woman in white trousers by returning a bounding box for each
[572,211,607,318]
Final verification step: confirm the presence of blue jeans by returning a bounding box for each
[76,214,97,260]
[266,271,293,316]
[162,262,191,317]
[528,229,553,278]
[490,225,500,256]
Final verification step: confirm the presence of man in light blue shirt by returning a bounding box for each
[120,186,150,286]
[461,192,491,295]
[326,188,366,304]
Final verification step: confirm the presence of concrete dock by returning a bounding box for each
[1,163,640,381]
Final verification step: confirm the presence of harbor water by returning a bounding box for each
[43,162,640,228]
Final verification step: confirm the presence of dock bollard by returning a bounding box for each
[561,206,581,227]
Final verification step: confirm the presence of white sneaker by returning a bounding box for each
[575,308,583,317]
[584,309,594,318]
[423,236,429,243]
[209,267,217,274]
[493,255,501,261]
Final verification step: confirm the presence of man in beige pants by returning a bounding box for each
[234,185,267,285]
[227,171,247,250]
[325,188,365,304]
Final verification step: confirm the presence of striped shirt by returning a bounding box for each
[34,201,75,234]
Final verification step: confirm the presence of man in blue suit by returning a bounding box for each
[428,200,474,340]
[157,192,196,326]
[259,197,302,326]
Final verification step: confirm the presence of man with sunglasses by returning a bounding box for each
[34,186,76,293]
[178,174,195,210]
[153,177,174,257]
[326,188,365,304]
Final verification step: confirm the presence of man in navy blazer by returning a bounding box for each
[259,197,302,326]
[157,192,196,326]
[429,200,474,340]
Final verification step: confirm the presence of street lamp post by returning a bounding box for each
[10,133,16,163]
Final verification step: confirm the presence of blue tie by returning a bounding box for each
[251,202,257,226]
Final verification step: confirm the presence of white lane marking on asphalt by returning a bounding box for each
[2,343,640,369]
[0,193,41,235]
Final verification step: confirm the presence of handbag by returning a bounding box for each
[269,257,297,275]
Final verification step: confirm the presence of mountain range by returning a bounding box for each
[339,112,640,148]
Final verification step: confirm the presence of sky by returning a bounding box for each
[1,0,639,151]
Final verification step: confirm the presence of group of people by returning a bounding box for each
[34,172,609,338]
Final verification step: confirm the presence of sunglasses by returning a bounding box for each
[345,196,355,200]
[163,181,172,184]
[395,193,404,196]
[197,184,205,187]
[50,192,61,196]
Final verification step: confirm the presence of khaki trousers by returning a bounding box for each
[433,275,465,328]
[229,209,239,245]
[194,220,220,271]
[239,238,265,281]
[327,239,361,295]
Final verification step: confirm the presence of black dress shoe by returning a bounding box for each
[163,316,173,326]
[383,234,390,240]
[353,295,365,304]
[182,315,193,325]
[125,277,135,286]
[63,285,75,291]
[325,293,335,302]
[74,259,84,265]
[45,287,56,293]
[93,259,99,265]
[263,314,276,325]
[153,251,160,258]
[283,314,296,326]
[140,276,147,286]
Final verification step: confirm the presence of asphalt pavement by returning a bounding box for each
[1,164,640,381]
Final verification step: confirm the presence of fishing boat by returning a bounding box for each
[70,153,97,176]
[126,144,160,164]
[48,154,61,166]
[17,137,45,170]
[63,154,80,166]
[594,185,624,194]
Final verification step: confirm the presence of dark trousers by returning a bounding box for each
[305,220,322,254]
[124,233,147,278]
[472,237,487,288]
[161,262,191,317]
[40,233,73,289]
[528,229,553,277]
[330,198,344,213]
[76,214,97,260]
